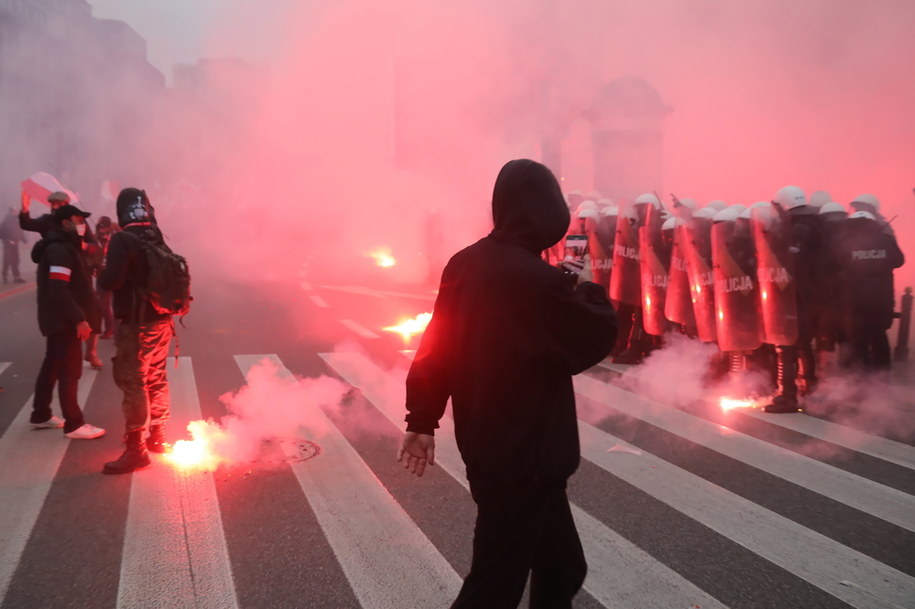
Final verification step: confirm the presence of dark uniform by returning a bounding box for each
[834,214,904,370]
[404,160,618,608]
[30,218,101,433]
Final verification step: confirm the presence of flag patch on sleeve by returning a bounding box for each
[49,266,72,282]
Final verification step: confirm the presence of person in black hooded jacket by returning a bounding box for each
[29,204,105,439]
[98,187,174,474]
[398,159,618,608]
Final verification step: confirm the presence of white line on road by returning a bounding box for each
[320,351,730,609]
[300,281,313,291]
[309,295,329,308]
[0,369,98,603]
[235,355,461,609]
[593,361,915,471]
[0,362,10,376]
[339,319,379,339]
[575,375,915,533]
[117,357,238,609]
[740,409,915,471]
[577,420,915,609]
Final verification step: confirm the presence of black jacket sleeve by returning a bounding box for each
[98,232,132,291]
[404,289,453,435]
[19,212,52,235]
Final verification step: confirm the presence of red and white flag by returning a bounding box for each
[20,172,78,207]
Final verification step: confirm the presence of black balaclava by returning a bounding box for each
[489,159,569,254]
[116,187,156,227]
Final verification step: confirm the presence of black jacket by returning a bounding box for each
[833,218,905,328]
[32,228,101,336]
[98,225,167,323]
[20,211,54,238]
[405,159,618,497]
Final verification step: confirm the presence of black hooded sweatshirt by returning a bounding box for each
[32,227,101,336]
[405,159,618,497]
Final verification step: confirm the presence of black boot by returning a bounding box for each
[764,346,800,413]
[146,425,170,454]
[102,430,151,474]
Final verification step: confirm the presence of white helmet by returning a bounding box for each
[577,206,599,220]
[599,205,618,217]
[808,190,831,208]
[851,193,880,212]
[705,200,728,211]
[773,185,807,209]
[576,200,598,215]
[713,207,740,223]
[849,210,876,221]
[586,190,602,201]
[662,216,684,231]
[746,200,774,221]
[818,202,847,217]
[597,197,615,208]
[633,192,661,208]
[692,207,717,220]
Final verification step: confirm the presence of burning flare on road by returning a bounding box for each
[719,396,760,411]
[165,420,226,471]
[384,312,432,342]
[368,248,396,268]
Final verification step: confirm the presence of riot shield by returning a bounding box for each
[587,214,615,289]
[712,219,762,352]
[609,212,641,306]
[665,222,696,329]
[639,204,669,335]
[683,217,717,343]
[752,205,798,346]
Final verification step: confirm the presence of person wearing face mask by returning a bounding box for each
[99,187,177,474]
[28,203,105,439]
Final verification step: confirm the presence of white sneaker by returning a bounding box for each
[31,416,65,429]
[65,424,106,440]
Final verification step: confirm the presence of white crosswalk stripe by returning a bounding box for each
[0,367,99,601]
[574,374,915,532]
[117,357,238,609]
[0,351,912,609]
[235,354,461,609]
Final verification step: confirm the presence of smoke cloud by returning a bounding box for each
[177,358,349,469]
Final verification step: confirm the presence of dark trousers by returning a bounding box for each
[2,240,21,280]
[849,318,892,370]
[31,331,85,433]
[113,317,172,433]
[97,287,114,334]
[451,484,586,609]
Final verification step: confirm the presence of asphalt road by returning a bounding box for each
[1,265,913,609]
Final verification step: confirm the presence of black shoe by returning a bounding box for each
[13,277,25,284]
[146,425,170,454]
[103,431,151,474]
[763,395,801,414]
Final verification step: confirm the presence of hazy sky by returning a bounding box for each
[87,0,292,78]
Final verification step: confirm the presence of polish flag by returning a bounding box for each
[20,172,78,207]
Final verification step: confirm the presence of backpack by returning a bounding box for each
[124,230,192,317]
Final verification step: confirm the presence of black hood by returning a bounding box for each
[116,187,156,227]
[489,159,569,254]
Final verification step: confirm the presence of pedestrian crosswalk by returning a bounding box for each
[0,352,913,609]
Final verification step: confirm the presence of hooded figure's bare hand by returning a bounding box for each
[397,432,435,477]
